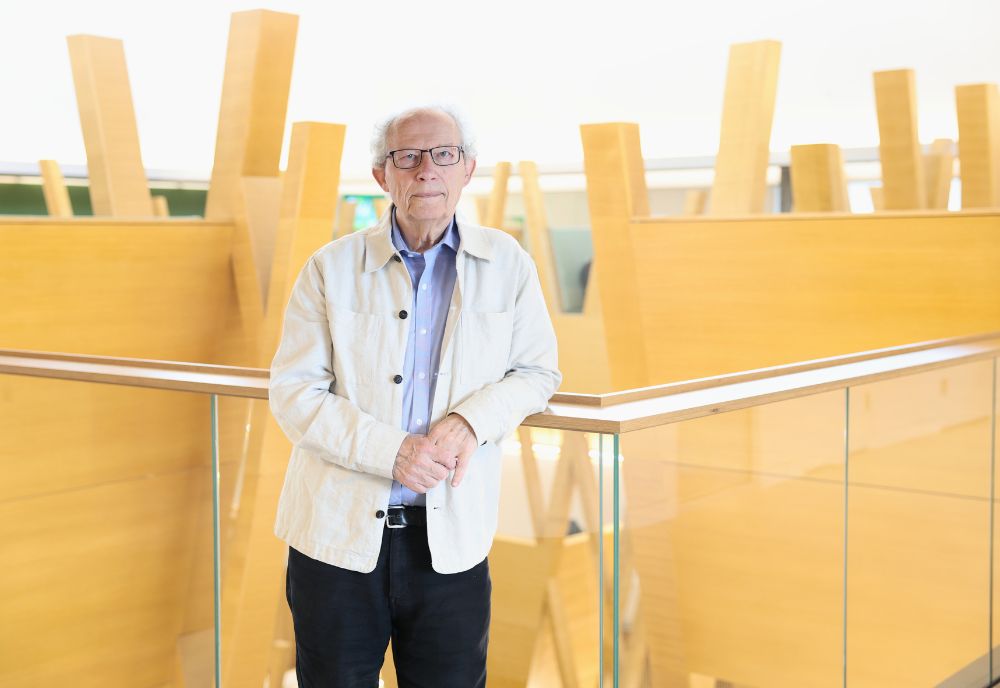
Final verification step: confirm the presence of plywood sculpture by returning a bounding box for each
[38,159,73,217]
[709,40,782,215]
[874,69,927,210]
[789,143,849,212]
[956,82,1000,208]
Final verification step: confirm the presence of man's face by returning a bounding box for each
[372,110,476,229]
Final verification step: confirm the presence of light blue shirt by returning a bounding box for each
[388,211,460,506]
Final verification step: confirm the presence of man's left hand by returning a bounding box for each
[427,413,479,487]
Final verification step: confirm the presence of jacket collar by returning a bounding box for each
[363,205,493,273]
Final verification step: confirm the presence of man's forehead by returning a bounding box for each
[388,110,460,145]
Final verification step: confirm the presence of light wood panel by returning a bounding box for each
[956,83,1000,209]
[627,212,1000,385]
[38,160,73,217]
[874,69,926,210]
[152,195,170,217]
[923,138,954,210]
[483,161,512,228]
[580,122,650,391]
[790,144,849,212]
[709,40,782,215]
[204,10,298,221]
[221,121,345,688]
[683,189,707,216]
[335,197,357,239]
[66,35,153,217]
[869,186,884,210]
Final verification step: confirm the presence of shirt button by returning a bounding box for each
[392,255,402,263]
[393,375,403,384]
[399,310,408,319]
[376,510,385,519]
[419,328,427,335]
[418,372,426,380]
[421,284,428,291]
[416,419,424,426]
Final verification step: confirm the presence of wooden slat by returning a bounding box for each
[683,189,707,216]
[580,122,650,391]
[874,69,926,209]
[483,161,511,228]
[518,161,562,314]
[789,144,849,212]
[709,40,782,215]
[870,186,885,211]
[38,160,73,217]
[924,138,955,210]
[204,10,298,221]
[956,83,1000,209]
[221,121,345,688]
[151,195,170,217]
[66,35,153,217]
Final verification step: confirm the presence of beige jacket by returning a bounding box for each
[270,211,561,574]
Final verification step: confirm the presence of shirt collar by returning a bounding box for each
[390,207,460,257]
[364,204,493,273]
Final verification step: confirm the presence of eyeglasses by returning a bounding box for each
[386,146,464,169]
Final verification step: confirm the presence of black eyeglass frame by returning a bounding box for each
[385,146,465,169]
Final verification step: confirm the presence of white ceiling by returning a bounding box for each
[2,0,998,189]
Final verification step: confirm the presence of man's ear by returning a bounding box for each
[372,166,389,192]
[462,158,477,186]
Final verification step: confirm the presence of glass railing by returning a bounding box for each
[1,335,998,687]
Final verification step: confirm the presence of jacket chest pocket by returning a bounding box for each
[460,310,514,384]
[328,307,382,386]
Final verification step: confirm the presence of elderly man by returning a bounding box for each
[269,105,561,687]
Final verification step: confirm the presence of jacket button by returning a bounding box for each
[392,254,402,263]
[393,374,403,384]
[376,510,385,519]
[398,310,408,319]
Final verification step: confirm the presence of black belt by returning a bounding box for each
[386,505,426,529]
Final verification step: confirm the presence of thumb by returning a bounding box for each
[451,451,471,487]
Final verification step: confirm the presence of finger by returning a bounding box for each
[451,453,471,487]
[429,462,449,482]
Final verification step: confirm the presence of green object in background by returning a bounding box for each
[0,182,207,217]
[549,227,593,314]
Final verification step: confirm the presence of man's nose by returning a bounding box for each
[414,152,439,180]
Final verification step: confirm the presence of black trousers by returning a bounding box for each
[286,516,491,688]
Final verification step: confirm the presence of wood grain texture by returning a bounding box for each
[66,35,153,217]
[483,161,512,229]
[923,138,955,210]
[204,10,298,221]
[580,122,650,391]
[874,69,927,210]
[38,160,73,217]
[627,212,1000,386]
[152,195,170,217]
[221,121,345,688]
[790,144,849,212]
[709,40,782,215]
[956,83,1000,209]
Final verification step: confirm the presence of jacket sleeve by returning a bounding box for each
[450,248,562,445]
[268,254,408,480]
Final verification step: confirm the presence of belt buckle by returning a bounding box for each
[386,508,407,529]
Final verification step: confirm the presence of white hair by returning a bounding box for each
[370,104,478,168]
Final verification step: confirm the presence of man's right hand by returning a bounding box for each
[392,435,457,494]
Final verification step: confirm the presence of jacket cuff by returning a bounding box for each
[451,392,499,446]
[361,423,409,480]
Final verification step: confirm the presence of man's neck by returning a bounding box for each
[395,214,451,254]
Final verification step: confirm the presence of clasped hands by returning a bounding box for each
[391,413,478,494]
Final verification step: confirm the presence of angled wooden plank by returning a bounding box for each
[709,40,782,215]
[924,138,955,210]
[790,144,849,212]
[956,83,1000,209]
[870,186,885,211]
[483,161,512,228]
[581,122,650,390]
[683,189,707,216]
[221,122,345,688]
[335,197,357,239]
[519,161,563,314]
[874,69,926,209]
[204,10,298,221]
[66,35,153,217]
[152,195,170,217]
[38,160,73,218]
